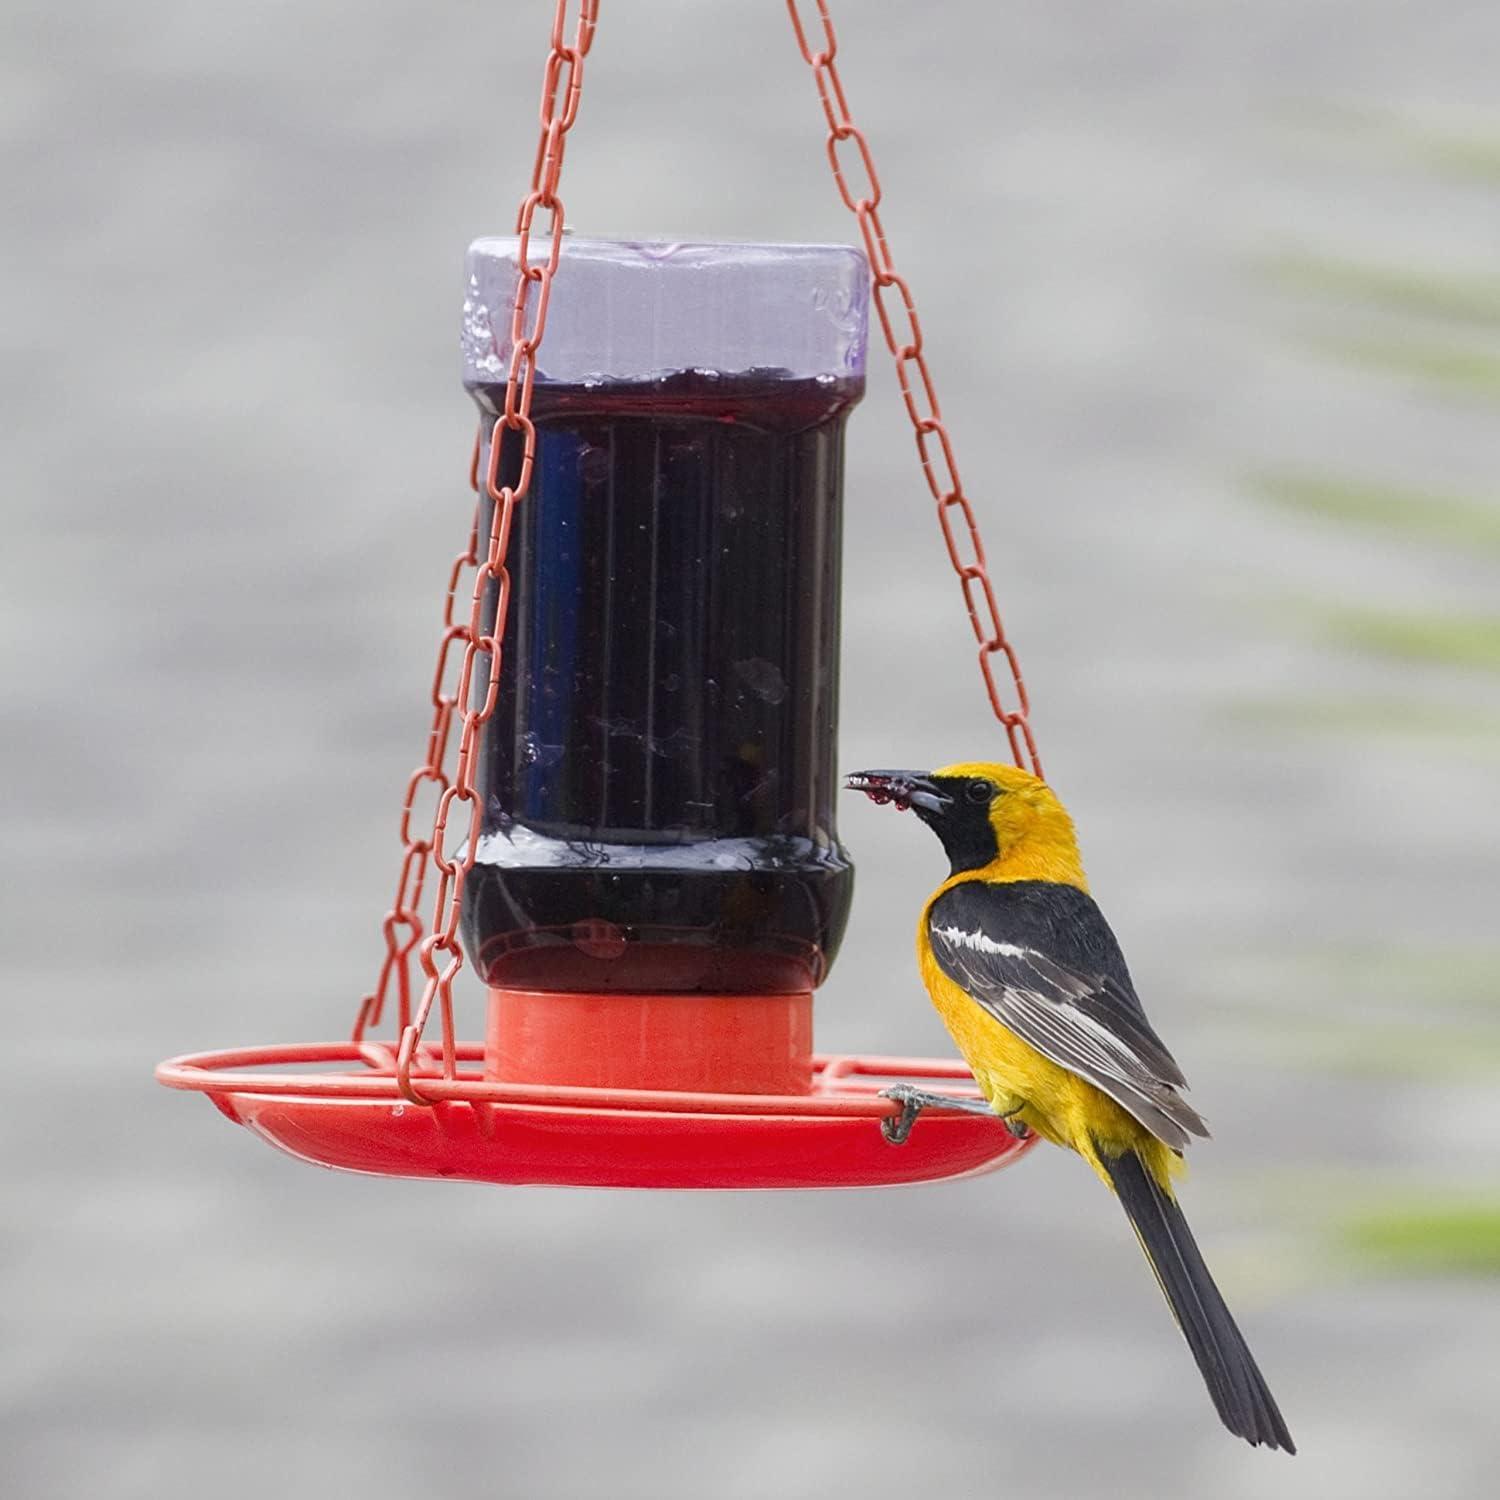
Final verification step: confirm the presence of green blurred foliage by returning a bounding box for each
[1246,471,1500,554]
[1408,133,1500,187]
[1215,103,1500,1308]
[1303,333,1500,401]
[1241,199,1500,727]
[1274,102,1500,187]
[1262,252,1500,329]
[1342,1201,1500,1276]
[1310,605,1500,672]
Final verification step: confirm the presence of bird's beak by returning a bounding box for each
[845,770,951,815]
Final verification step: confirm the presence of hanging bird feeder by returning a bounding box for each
[156,0,1042,1189]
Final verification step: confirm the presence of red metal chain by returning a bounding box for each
[352,0,600,1100]
[786,1,1042,778]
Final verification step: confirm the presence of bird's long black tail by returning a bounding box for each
[1101,1148,1295,1452]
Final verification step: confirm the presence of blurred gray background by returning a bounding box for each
[5,2,1500,1496]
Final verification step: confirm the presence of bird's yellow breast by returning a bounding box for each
[916,933,1072,1146]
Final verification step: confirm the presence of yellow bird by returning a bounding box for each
[848,760,1294,1453]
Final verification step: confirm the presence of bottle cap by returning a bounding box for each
[463,235,869,391]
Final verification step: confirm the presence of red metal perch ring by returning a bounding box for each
[155,1044,1036,1189]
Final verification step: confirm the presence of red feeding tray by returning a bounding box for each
[155,1045,1034,1190]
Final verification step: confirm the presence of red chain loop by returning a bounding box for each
[353,0,601,1098]
[786,0,1042,778]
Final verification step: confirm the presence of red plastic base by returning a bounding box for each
[156,1043,1036,1189]
[487,987,813,1094]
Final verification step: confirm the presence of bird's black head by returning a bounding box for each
[849,762,1083,883]
[844,767,1003,874]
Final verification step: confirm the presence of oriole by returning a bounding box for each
[847,761,1294,1453]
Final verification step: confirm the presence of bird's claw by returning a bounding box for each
[879,1083,929,1146]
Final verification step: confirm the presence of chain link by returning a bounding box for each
[353,0,600,1100]
[786,0,1042,778]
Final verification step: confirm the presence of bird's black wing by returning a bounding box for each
[927,880,1209,1150]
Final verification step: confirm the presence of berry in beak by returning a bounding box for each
[844,770,952,815]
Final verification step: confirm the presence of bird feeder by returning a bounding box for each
[156,1,1039,1190]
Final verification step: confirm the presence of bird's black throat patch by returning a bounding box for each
[919,776,1000,875]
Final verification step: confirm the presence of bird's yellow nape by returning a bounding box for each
[932,761,1088,891]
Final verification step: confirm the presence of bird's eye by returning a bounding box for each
[966,779,993,804]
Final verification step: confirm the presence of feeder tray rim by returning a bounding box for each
[155,1043,1036,1190]
[155,1042,988,1119]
